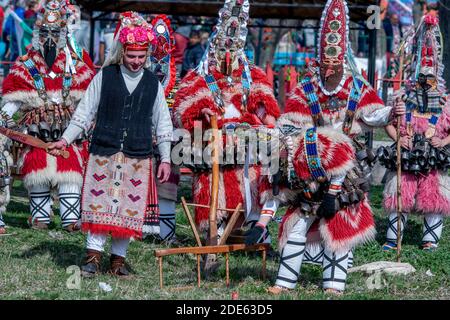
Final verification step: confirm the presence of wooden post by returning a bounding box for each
[219,203,243,245]
[225,253,230,287]
[181,197,203,247]
[196,254,201,288]
[159,257,163,289]
[209,115,220,246]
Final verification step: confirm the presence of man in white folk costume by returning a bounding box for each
[50,11,173,276]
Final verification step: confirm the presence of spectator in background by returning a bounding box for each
[24,0,37,27]
[3,1,26,62]
[181,29,204,78]
[99,13,117,65]
[200,30,209,47]
[0,5,5,73]
[173,24,191,75]
[0,5,4,36]
[385,13,403,54]
[71,11,101,64]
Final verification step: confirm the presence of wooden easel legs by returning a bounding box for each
[156,244,269,289]
[159,198,266,289]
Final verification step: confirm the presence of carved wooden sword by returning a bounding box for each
[0,127,69,159]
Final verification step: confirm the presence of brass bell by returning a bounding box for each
[300,202,312,213]
[51,122,62,141]
[356,149,368,161]
[366,148,377,163]
[28,123,40,138]
[38,122,51,142]
[349,191,360,204]
[409,160,421,172]
[338,193,350,207]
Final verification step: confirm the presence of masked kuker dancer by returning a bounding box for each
[379,15,450,252]
[172,0,280,243]
[245,0,406,294]
[0,0,95,231]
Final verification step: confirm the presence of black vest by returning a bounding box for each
[89,65,159,158]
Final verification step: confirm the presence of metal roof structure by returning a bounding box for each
[75,0,377,20]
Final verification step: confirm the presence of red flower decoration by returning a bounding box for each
[424,14,439,26]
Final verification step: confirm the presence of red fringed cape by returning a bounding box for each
[260,124,376,254]
[279,71,385,136]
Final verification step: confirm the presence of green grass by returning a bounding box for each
[0,183,449,300]
[373,128,392,142]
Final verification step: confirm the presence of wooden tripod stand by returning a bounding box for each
[154,115,269,289]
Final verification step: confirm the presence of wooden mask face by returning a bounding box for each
[320,61,344,92]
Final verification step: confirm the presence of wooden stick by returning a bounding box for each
[219,203,243,245]
[181,197,202,247]
[262,248,267,280]
[196,254,201,288]
[396,51,405,263]
[159,257,163,289]
[396,120,403,263]
[186,203,245,213]
[154,243,270,257]
[209,115,219,246]
[225,253,230,287]
[0,232,15,237]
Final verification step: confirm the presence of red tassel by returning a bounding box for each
[225,50,231,75]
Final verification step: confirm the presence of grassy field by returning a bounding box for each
[0,181,449,300]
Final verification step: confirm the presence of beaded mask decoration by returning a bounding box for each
[149,14,176,96]
[317,0,349,95]
[196,0,253,113]
[198,0,250,76]
[32,0,68,50]
[401,15,447,137]
[412,15,444,93]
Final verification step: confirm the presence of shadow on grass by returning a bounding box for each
[3,210,62,231]
[13,240,140,274]
[370,185,424,247]
[4,196,30,229]
[3,214,29,229]
[14,241,85,268]
[374,215,423,247]
[186,261,323,290]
